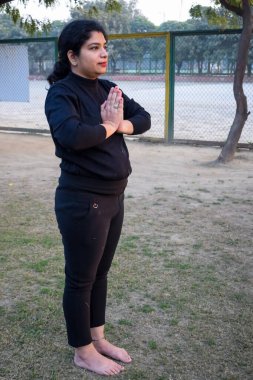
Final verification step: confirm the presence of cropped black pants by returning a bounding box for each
[55,187,124,348]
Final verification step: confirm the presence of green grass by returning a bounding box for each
[1,168,253,380]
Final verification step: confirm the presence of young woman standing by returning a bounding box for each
[45,19,151,376]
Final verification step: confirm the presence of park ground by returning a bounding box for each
[0,132,252,380]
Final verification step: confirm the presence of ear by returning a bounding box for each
[67,50,78,66]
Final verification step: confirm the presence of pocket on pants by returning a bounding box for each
[55,188,91,222]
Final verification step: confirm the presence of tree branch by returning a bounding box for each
[219,0,243,16]
[0,0,13,5]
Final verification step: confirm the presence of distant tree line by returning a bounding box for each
[0,0,252,77]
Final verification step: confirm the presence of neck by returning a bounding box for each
[71,68,98,80]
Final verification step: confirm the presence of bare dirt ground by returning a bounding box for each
[0,132,253,380]
[1,132,252,197]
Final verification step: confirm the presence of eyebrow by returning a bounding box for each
[87,42,107,47]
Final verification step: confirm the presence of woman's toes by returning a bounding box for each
[74,347,124,376]
[93,339,132,363]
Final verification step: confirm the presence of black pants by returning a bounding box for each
[55,187,124,348]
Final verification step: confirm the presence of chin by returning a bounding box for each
[97,70,107,76]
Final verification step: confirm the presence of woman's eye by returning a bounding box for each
[90,45,107,51]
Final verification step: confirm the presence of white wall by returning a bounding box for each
[0,44,29,102]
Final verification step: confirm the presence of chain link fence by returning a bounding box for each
[0,30,252,145]
[104,33,167,140]
[173,30,253,144]
[0,38,56,133]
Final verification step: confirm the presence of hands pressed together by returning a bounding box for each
[101,86,133,138]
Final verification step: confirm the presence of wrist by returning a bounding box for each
[118,120,134,135]
[103,120,117,128]
[101,121,119,139]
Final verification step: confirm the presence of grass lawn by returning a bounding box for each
[0,134,252,379]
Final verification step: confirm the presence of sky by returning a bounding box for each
[137,0,212,25]
[16,0,213,26]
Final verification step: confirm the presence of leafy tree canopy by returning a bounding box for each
[190,0,253,25]
[70,0,156,34]
[0,0,122,34]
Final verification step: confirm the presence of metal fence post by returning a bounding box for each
[164,32,175,143]
[164,32,170,142]
[169,33,175,143]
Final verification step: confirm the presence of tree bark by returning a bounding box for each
[0,0,13,5]
[217,0,252,163]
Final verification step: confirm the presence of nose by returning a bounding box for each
[101,48,108,57]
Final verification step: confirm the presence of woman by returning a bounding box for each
[45,19,151,376]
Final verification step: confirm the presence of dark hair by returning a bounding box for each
[47,19,108,85]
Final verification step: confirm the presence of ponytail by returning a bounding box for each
[47,58,70,85]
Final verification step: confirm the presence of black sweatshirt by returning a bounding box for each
[45,72,151,194]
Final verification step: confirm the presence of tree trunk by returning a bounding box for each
[217,1,252,163]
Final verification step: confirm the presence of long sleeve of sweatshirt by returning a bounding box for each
[45,80,151,151]
[45,84,107,151]
[44,73,151,186]
[121,93,151,135]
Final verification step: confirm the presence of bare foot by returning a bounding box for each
[93,338,132,363]
[74,343,124,376]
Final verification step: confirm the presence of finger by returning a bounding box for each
[115,92,122,105]
[113,86,120,92]
[108,86,119,97]
[110,87,121,102]
[118,97,124,109]
[114,87,122,98]
[114,86,121,93]
[101,100,107,110]
[111,90,118,105]
[107,87,115,103]
[107,87,122,109]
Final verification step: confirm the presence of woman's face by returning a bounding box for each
[67,31,108,79]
